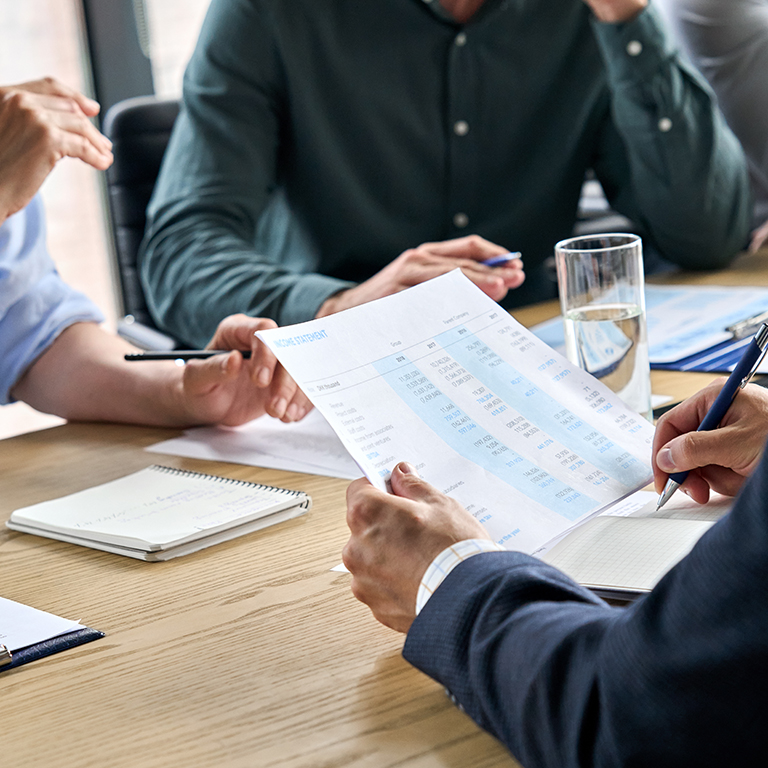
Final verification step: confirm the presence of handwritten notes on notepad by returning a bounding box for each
[7,466,311,561]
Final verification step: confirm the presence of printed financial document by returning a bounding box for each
[259,271,655,554]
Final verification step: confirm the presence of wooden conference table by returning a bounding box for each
[2,251,767,768]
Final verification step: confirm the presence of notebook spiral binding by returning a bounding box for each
[150,465,302,496]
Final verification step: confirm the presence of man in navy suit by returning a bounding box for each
[343,380,768,766]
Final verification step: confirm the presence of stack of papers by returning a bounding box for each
[148,409,360,479]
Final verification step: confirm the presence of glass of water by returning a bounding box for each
[554,233,652,421]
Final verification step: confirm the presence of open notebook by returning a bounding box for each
[6,465,311,561]
[541,491,732,600]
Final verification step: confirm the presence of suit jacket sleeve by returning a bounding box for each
[404,450,768,767]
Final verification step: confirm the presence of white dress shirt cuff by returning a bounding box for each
[416,539,505,615]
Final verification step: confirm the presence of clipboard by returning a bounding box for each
[650,335,754,372]
[531,286,768,374]
[0,595,104,673]
[0,626,104,672]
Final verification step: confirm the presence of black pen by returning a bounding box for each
[124,350,252,361]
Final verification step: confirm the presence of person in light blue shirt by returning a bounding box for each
[0,194,104,406]
[0,78,310,427]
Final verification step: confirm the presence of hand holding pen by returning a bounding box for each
[316,236,524,317]
[128,253,524,363]
[126,349,253,361]
[126,314,312,424]
[653,324,768,507]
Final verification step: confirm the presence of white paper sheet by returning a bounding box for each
[259,271,655,554]
[0,596,83,652]
[147,409,361,480]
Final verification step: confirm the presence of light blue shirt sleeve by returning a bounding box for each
[0,196,104,405]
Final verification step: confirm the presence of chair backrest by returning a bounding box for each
[103,96,180,347]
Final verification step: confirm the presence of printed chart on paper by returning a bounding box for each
[260,271,655,553]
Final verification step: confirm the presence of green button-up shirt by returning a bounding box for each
[142,0,751,347]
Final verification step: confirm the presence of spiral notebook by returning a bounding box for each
[6,465,311,561]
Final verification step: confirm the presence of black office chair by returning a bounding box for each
[103,96,180,350]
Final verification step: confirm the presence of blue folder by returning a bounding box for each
[0,626,104,672]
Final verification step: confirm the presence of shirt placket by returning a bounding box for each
[446,25,477,235]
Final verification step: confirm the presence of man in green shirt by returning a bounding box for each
[141,0,751,347]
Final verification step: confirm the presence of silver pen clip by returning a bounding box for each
[0,644,12,668]
[727,310,768,340]
[740,324,768,389]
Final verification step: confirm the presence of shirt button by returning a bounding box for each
[455,32,467,46]
[453,212,469,228]
[626,40,643,56]
[658,117,673,132]
[454,120,469,136]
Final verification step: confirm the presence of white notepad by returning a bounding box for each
[542,516,715,599]
[6,465,311,561]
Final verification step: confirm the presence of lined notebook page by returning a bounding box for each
[541,516,715,593]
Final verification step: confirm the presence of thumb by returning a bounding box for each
[656,429,738,475]
[390,462,442,502]
[183,351,240,395]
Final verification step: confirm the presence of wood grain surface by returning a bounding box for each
[4,254,763,766]
[0,424,516,768]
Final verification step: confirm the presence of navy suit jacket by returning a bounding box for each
[404,450,768,767]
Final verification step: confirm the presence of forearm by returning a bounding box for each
[141,206,352,347]
[11,322,193,426]
[592,6,751,268]
[405,456,768,766]
[139,0,354,346]
[404,553,621,767]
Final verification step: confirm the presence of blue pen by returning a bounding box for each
[656,323,768,510]
[482,251,522,267]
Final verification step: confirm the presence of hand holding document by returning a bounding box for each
[258,270,655,555]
